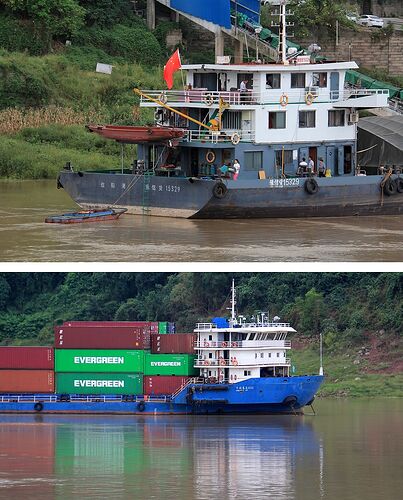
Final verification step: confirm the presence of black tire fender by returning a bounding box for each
[34,402,44,412]
[282,395,298,406]
[137,401,145,412]
[213,182,228,199]
[56,175,63,189]
[383,178,397,196]
[396,178,403,193]
[304,178,319,194]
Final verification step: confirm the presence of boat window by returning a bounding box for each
[328,110,345,127]
[277,352,280,357]
[244,370,251,376]
[208,335,213,341]
[291,73,306,88]
[268,111,286,129]
[193,72,218,91]
[255,352,258,358]
[222,111,242,130]
[249,333,255,340]
[260,353,264,358]
[237,73,253,90]
[244,151,263,171]
[208,370,212,376]
[299,111,316,128]
[209,353,213,358]
[266,73,281,89]
[312,72,327,88]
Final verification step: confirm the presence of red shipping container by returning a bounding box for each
[0,347,54,370]
[0,370,54,393]
[143,376,190,396]
[54,325,150,349]
[63,321,159,332]
[150,333,196,354]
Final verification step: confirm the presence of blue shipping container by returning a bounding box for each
[172,0,231,28]
[212,317,229,328]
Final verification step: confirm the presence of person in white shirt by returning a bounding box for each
[233,159,241,180]
[308,156,315,174]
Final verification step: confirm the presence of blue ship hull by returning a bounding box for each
[0,376,323,415]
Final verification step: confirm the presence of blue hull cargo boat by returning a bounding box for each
[0,282,324,415]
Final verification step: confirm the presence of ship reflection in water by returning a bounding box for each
[1,401,403,500]
[0,414,321,499]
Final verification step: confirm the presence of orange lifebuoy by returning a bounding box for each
[280,93,288,107]
[305,92,314,105]
[233,358,238,366]
[231,342,237,347]
[204,341,210,347]
[221,342,228,348]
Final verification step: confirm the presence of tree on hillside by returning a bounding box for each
[0,0,85,46]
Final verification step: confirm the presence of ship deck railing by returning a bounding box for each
[184,129,255,143]
[0,394,169,403]
[195,340,291,348]
[140,88,388,107]
[195,322,291,330]
[195,358,291,367]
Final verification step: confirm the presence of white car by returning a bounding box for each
[356,15,384,28]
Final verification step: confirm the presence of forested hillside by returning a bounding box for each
[0,272,401,345]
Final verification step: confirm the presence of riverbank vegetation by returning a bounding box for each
[0,272,401,397]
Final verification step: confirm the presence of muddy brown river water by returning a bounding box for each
[0,399,402,500]
[0,180,402,262]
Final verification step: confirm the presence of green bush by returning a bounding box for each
[0,14,47,55]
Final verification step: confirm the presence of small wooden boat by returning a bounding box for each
[86,125,186,143]
[45,208,127,224]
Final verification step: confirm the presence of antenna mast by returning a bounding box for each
[231,279,236,322]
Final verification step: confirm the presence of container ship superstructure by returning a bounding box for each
[0,283,324,415]
[57,3,402,218]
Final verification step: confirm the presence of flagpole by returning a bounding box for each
[177,49,186,90]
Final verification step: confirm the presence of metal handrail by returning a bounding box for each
[195,340,291,348]
[184,129,255,143]
[195,358,291,367]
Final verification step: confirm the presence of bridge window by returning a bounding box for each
[299,110,316,128]
[291,73,306,88]
[269,111,286,129]
[328,110,345,127]
[244,151,263,171]
[313,72,327,88]
[266,73,281,89]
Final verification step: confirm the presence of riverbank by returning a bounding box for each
[293,344,403,398]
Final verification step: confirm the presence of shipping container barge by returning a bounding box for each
[0,285,324,415]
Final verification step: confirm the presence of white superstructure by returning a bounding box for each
[194,280,295,383]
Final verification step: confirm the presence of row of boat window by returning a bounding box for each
[266,72,328,89]
[268,110,346,129]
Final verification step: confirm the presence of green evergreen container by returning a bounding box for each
[56,373,143,394]
[144,354,197,376]
[158,322,168,334]
[55,349,144,373]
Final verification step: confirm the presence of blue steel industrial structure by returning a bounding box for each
[171,0,260,28]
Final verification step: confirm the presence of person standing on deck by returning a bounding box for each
[233,159,241,180]
[318,158,325,177]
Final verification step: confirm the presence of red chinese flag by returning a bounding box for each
[163,49,181,89]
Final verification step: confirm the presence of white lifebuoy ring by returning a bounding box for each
[206,150,216,163]
[231,132,241,145]
[204,341,210,347]
[221,342,228,348]
[203,93,214,106]
[305,92,314,105]
[231,342,237,347]
[159,92,168,104]
[280,93,289,107]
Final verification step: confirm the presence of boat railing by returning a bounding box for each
[195,323,218,330]
[184,129,255,143]
[0,394,168,403]
[140,88,388,108]
[140,89,261,106]
[195,358,291,367]
[195,339,291,348]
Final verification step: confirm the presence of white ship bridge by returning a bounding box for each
[194,321,295,383]
[139,61,389,146]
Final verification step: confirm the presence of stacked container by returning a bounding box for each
[0,347,54,393]
[145,333,197,395]
[54,323,149,395]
